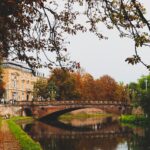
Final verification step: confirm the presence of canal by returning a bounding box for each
[18,115,150,150]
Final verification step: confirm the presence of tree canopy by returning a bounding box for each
[128,74,150,117]
[33,68,129,101]
[48,68,80,100]
[0,0,150,72]
[33,78,49,100]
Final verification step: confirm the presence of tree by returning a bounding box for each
[115,83,128,102]
[128,75,150,117]
[0,0,150,72]
[33,79,49,100]
[138,75,150,91]
[49,68,80,100]
[80,73,95,100]
[70,72,83,99]
[128,82,139,106]
[47,80,58,100]
[95,75,118,101]
[140,91,150,117]
[137,75,150,117]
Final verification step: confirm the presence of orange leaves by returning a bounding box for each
[94,75,117,101]
[48,69,129,101]
[80,74,128,101]
[80,73,95,100]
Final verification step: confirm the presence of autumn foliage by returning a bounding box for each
[34,68,129,101]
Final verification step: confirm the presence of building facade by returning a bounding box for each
[2,61,45,102]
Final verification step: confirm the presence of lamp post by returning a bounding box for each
[145,78,148,91]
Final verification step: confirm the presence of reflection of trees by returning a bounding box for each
[61,138,119,150]
[37,135,123,150]
[23,121,131,150]
[20,120,150,150]
[129,127,150,150]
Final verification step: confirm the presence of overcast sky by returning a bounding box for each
[66,0,150,84]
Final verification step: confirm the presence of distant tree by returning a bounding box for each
[80,73,95,100]
[70,72,83,99]
[0,0,150,72]
[128,82,140,106]
[140,91,150,117]
[138,75,150,91]
[49,68,80,100]
[115,83,128,102]
[95,75,118,101]
[33,79,49,100]
[47,81,58,100]
[128,75,150,116]
[128,82,139,92]
[136,75,150,117]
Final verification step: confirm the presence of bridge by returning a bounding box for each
[12,100,131,119]
[15,100,129,106]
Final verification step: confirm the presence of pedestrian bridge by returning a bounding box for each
[15,100,129,106]
[13,100,130,119]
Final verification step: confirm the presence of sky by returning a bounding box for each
[66,0,150,84]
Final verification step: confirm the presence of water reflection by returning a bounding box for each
[18,116,149,150]
[60,116,118,127]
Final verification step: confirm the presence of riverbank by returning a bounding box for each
[120,115,150,126]
[0,120,21,150]
[10,116,34,124]
[7,117,42,150]
[0,117,42,150]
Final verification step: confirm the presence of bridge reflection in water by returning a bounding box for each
[18,116,135,150]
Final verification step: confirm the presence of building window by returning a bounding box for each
[11,74,17,89]
[11,79,17,88]
[22,80,24,90]
[12,92,17,100]
[27,80,29,89]
[22,92,24,101]
[14,80,17,88]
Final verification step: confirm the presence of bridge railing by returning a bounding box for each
[13,100,129,106]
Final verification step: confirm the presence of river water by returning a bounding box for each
[18,116,150,150]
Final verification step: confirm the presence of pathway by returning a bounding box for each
[0,120,21,150]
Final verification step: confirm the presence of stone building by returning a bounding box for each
[2,60,45,102]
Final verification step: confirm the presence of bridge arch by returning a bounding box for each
[39,107,107,121]
[16,100,131,118]
[23,107,33,116]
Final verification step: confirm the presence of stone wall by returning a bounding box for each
[0,105,22,117]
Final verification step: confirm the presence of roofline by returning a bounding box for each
[2,62,32,71]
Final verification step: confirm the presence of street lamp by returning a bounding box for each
[145,78,148,91]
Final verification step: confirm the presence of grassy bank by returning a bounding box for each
[11,116,34,124]
[59,112,112,121]
[120,115,150,126]
[7,117,42,150]
[11,116,34,121]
